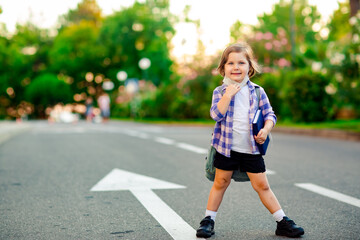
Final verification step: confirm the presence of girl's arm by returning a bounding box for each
[217,84,241,115]
[210,84,241,121]
[254,87,276,144]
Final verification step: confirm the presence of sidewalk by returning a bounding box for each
[273,126,360,142]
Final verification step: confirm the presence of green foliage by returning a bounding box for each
[227,0,359,120]
[0,0,358,123]
[137,80,180,118]
[111,102,131,118]
[0,23,51,117]
[49,21,105,88]
[248,0,321,69]
[283,69,333,122]
[252,74,282,117]
[98,0,175,86]
[324,2,360,117]
[25,73,72,108]
[180,73,221,119]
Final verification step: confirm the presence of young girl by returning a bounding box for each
[196,43,304,238]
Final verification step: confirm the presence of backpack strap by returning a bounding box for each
[255,86,260,108]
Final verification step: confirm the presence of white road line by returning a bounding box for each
[136,132,149,139]
[176,143,208,154]
[131,189,204,240]
[155,137,176,145]
[122,130,275,176]
[295,183,360,208]
[123,130,139,137]
[123,130,150,139]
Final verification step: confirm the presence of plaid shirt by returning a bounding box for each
[210,80,277,157]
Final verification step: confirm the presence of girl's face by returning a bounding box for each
[224,52,249,83]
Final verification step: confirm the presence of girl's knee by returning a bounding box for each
[214,177,231,190]
[252,181,270,192]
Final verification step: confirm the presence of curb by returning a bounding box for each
[273,127,360,142]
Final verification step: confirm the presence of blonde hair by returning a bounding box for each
[217,42,261,78]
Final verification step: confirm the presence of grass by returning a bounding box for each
[113,117,360,132]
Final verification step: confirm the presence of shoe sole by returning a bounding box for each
[276,229,304,238]
[196,230,215,238]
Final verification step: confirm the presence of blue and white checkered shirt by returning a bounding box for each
[210,80,277,157]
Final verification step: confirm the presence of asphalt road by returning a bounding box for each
[0,120,359,240]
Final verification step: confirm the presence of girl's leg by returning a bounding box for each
[245,172,305,237]
[247,172,281,214]
[197,169,233,237]
[206,168,233,211]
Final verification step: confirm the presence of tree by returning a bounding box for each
[58,0,102,29]
[49,21,105,85]
[350,0,360,17]
[46,0,108,112]
[0,23,51,118]
[98,0,176,87]
[229,0,323,70]
[325,1,360,117]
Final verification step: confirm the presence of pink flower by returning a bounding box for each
[277,58,290,68]
[265,42,273,50]
[262,67,273,73]
[281,38,288,45]
[264,32,273,40]
[273,40,281,48]
[255,32,263,41]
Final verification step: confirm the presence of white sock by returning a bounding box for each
[273,209,286,222]
[205,209,217,221]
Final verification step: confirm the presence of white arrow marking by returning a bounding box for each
[91,169,204,240]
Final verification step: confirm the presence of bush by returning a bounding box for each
[25,73,73,117]
[111,102,131,118]
[284,69,333,122]
[252,73,282,119]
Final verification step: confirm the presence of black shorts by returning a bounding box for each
[213,150,265,173]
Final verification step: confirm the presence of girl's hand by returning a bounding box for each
[224,84,241,99]
[254,120,273,144]
[254,128,269,145]
[216,84,242,115]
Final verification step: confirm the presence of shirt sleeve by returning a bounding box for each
[210,87,226,122]
[259,87,277,126]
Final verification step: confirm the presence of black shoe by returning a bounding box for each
[276,216,304,238]
[196,216,215,238]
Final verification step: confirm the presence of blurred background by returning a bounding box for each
[0,0,359,126]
